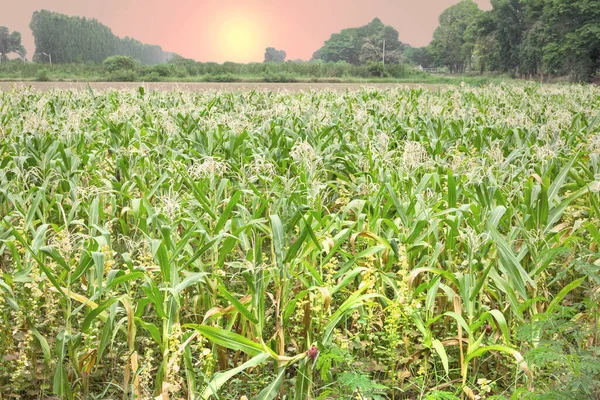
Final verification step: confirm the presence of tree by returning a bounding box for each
[420,0,599,81]
[264,47,286,63]
[429,0,484,73]
[312,18,404,65]
[404,46,434,68]
[522,0,600,81]
[0,27,26,61]
[29,10,173,64]
[488,0,526,73]
[103,55,137,72]
[518,22,544,76]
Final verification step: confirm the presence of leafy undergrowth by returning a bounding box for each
[0,84,599,399]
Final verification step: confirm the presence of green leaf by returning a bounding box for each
[82,297,120,332]
[106,271,144,291]
[10,227,67,299]
[98,303,118,360]
[135,317,162,346]
[40,245,70,272]
[488,309,511,344]
[432,339,449,375]
[487,221,533,298]
[270,214,285,268]
[322,291,381,345]
[201,352,270,399]
[30,325,51,367]
[294,359,312,400]
[168,272,208,297]
[184,324,267,357]
[548,153,577,205]
[256,367,286,400]
[154,241,171,283]
[215,191,241,233]
[217,283,258,324]
[546,277,585,314]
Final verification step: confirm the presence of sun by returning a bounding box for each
[215,12,266,63]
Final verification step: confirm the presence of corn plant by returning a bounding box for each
[0,83,599,399]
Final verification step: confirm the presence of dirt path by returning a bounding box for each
[0,81,441,92]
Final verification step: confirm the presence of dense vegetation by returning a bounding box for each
[311,18,404,66]
[0,84,599,399]
[29,10,173,65]
[420,0,600,81]
[0,27,26,61]
[0,57,420,82]
[264,48,287,63]
[2,1,598,82]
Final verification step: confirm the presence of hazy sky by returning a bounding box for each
[3,0,492,63]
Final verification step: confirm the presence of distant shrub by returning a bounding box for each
[205,74,239,82]
[109,70,137,82]
[263,73,297,83]
[35,69,50,82]
[367,61,384,77]
[151,64,173,77]
[103,56,137,73]
[142,72,161,82]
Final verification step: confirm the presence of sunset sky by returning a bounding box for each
[4,0,492,63]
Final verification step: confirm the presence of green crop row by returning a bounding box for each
[0,83,599,399]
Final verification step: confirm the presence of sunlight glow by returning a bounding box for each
[214,11,266,63]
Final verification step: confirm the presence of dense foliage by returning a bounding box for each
[0,84,599,399]
[0,27,26,61]
[264,48,287,63]
[425,0,600,81]
[0,57,417,82]
[311,18,404,65]
[429,1,484,74]
[29,10,173,65]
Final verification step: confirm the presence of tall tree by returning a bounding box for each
[264,47,286,63]
[489,0,526,72]
[29,10,173,64]
[404,45,435,68]
[312,18,404,65]
[429,0,485,73]
[522,0,600,80]
[0,27,26,60]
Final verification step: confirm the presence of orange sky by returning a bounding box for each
[3,0,492,63]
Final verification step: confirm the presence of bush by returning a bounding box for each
[109,70,137,82]
[142,72,161,82]
[35,69,50,82]
[103,56,137,73]
[367,61,384,77]
[263,73,297,83]
[151,64,173,77]
[205,74,239,82]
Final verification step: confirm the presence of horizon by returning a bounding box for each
[3,0,492,63]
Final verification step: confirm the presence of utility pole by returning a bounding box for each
[382,38,386,66]
[42,52,52,64]
[0,53,3,64]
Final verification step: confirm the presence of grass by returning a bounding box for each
[0,83,599,399]
[0,60,519,86]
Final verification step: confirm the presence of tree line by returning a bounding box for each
[2,1,598,81]
[29,10,173,65]
[0,27,26,61]
[264,0,598,81]
[310,18,404,66]
[425,0,599,81]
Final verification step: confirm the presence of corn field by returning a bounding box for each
[1,84,599,399]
